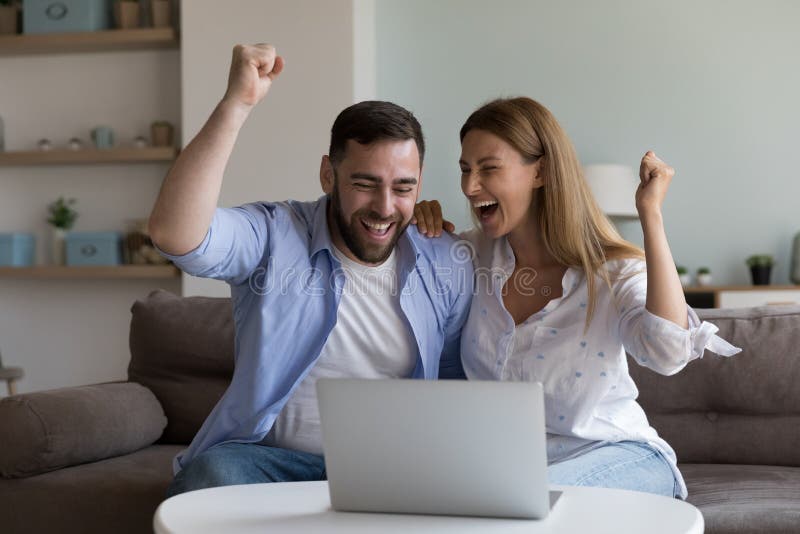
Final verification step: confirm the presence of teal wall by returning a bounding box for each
[376,0,800,284]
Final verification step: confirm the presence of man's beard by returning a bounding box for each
[330,186,408,264]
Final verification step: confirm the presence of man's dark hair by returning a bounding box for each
[328,101,425,167]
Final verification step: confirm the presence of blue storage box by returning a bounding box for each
[23,0,111,34]
[66,231,122,266]
[0,233,36,267]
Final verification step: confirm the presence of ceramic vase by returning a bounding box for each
[51,227,67,266]
[151,123,174,147]
[0,4,18,35]
[150,0,170,27]
[696,273,712,287]
[115,1,141,29]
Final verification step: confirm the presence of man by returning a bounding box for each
[148,44,473,496]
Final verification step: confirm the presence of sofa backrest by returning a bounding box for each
[629,305,800,466]
[128,290,234,444]
[130,290,800,464]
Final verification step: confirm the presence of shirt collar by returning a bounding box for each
[498,236,583,298]
[310,194,335,258]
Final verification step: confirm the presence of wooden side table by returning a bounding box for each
[0,366,24,395]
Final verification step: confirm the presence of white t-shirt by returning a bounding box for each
[261,245,418,455]
[458,229,740,499]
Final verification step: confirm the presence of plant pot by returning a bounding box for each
[696,273,712,287]
[750,265,772,286]
[114,1,141,29]
[151,123,174,147]
[678,273,692,287]
[51,227,67,266]
[150,0,170,27]
[0,5,18,35]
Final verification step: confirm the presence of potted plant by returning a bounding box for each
[46,197,78,265]
[696,267,712,287]
[676,265,691,287]
[151,120,174,147]
[746,255,774,286]
[114,0,140,29]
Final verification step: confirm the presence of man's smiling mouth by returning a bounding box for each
[361,219,394,237]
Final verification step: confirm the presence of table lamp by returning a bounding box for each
[582,164,639,219]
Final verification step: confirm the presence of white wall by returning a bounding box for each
[180,0,375,297]
[375,0,800,285]
[0,48,181,394]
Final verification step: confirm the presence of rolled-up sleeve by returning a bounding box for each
[611,259,741,376]
[155,202,277,286]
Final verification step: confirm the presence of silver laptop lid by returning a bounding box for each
[317,378,551,519]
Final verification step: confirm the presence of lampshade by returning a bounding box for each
[582,164,639,218]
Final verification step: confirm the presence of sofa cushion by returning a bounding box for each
[0,382,166,479]
[682,463,800,534]
[0,444,182,534]
[128,289,234,444]
[629,306,800,465]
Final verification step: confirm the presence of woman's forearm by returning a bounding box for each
[641,209,689,328]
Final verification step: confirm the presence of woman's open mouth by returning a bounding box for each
[473,200,499,220]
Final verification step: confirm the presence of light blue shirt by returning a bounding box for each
[158,196,473,473]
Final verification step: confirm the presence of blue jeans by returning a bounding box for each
[548,441,678,497]
[166,442,326,497]
[167,440,677,499]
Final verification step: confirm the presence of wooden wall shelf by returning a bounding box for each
[0,28,179,56]
[0,146,177,166]
[0,265,180,279]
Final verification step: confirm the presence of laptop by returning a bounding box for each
[316,378,560,519]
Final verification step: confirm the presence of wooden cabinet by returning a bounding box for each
[684,286,800,308]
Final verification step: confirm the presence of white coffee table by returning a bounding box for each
[154,481,703,533]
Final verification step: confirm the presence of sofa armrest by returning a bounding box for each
[0,382,167,479]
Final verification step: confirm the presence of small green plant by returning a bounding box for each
[47,197,78,230]
[676,265,688,275]
[697,267,710,275]
[746,255,774,268]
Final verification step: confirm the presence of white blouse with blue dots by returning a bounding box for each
[458,229,740,499]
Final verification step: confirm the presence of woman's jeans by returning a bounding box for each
[167,440,677,498]
[548,441,679,498]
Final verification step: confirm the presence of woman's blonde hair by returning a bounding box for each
[460,97,644,327]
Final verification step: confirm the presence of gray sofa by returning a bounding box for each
[628,305,800,532]
[1,289,798,533]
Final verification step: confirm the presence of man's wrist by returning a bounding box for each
[216,97,254,127]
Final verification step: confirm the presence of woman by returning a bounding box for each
[413,97,739,499]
